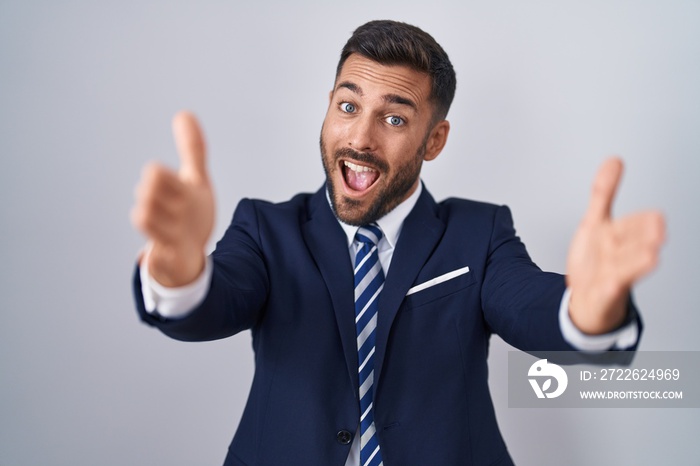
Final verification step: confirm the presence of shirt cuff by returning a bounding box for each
[140,252,212,319]
[559,288,639,351]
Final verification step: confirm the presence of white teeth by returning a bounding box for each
[343,161,376,173]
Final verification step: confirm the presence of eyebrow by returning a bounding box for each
[336,81,418,112]
[383,93,417,112]
[337,81,362,95]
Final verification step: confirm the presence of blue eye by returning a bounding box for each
[340,102,356,113]
[387,116,405,126]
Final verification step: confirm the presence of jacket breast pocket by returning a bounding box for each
[403,266,475,309]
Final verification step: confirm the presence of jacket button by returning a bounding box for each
[336,430,353,445]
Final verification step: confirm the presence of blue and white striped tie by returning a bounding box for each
[354,224,384,466]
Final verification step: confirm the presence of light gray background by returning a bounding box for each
[1,1,698,465]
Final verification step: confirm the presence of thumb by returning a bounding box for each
[585,157,623,223]
[173,111,208,185]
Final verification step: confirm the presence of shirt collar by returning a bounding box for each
[333,181,423,249]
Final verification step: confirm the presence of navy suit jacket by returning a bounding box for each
[134,185,640,465]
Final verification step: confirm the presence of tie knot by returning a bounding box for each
[355,223,383,246]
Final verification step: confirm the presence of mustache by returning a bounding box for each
[334,147,389,172]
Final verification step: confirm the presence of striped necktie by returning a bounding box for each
[354,224,384,466]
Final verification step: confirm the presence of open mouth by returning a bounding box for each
[341,160,380,194]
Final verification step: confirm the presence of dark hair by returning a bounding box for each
[336,20,456,121]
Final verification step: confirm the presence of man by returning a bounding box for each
[131,20,664,465]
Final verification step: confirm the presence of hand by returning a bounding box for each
[131,111,215,287]
[566,158,665,334]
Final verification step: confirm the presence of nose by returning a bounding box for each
[347,115,378,153]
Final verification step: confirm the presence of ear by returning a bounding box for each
[423,120,450,162]
[328,90,334,104]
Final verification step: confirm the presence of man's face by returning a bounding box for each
[320,54,447,226]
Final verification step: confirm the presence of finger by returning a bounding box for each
[173,110,208,185]
[131,191,180,241]
[131,163,185,236]
[600,213,665,285]
[136,163,185,211]
[132,193,186,244]
[609,243,661,288]
[612,211,666,248]
[140,162,183,195]
[131,204,177,242]
[585,157,624,223]
[139,214,182,245]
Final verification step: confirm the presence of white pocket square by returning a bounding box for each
[406,266,470,296]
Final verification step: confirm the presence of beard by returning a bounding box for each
[319,131,426,226]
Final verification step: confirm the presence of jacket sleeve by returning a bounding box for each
[480,205,642,353]
[132,198,269,342]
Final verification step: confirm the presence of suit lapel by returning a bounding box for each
[302,188,359,394]
[374,188,445,388]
